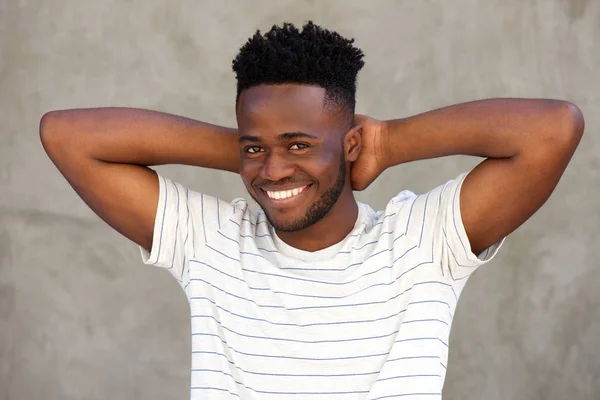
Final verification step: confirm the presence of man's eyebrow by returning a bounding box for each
[239,132,321,143]
[239,135,260,143]
[278,132,320,141]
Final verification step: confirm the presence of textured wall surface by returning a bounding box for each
[1,0,599,399]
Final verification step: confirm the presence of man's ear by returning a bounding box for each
[344,123,362,163]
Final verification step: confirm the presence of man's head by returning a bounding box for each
[232,21,365,233]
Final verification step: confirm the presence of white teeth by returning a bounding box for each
[266,185,307,200]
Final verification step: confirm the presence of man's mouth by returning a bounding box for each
[260,184,313,205]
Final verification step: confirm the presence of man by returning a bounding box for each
[40,21,583,400]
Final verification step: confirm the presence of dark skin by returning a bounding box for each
[237,84,585,256]
[40,85,584,258]
[236,84,362,252]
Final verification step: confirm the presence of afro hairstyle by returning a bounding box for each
[232,21,365,124]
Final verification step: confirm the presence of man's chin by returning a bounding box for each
[265,214,306,233]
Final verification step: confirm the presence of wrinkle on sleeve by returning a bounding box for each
[395,172,505,283]
[138,173,195,282]
[438,172,505,281]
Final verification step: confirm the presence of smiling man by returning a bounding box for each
[40,21,584,400]
[237,83,360,251]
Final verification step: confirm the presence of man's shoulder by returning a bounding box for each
[356,191,419,235]
[390,189,419,206]
[355,184,451,247]
[184,185,248,214]
[179,187,256,232]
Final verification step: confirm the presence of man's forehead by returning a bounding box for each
[237,84,326,113]
[236,84,347,138]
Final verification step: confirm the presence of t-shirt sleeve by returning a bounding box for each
[436,172,504,280]
[138,173,193,281]
[138,172,231,282]
[399,172,505,282]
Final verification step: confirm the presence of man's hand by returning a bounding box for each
[350,114,389,191]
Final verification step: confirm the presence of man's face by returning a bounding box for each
[236,84,350,232]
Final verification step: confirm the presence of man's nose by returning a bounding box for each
[259,151,295,183]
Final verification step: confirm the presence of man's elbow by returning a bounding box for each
[39,110,71,151]
[541,101,585,151]
[555,101,585,142]
[40,110,62,136]
[564,102,585,139]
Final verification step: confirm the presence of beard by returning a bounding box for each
[252,153,347,233]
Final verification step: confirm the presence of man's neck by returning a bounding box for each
[274,193,359,252]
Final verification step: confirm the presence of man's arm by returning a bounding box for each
[40,108,239,252]
[380,98,584,255]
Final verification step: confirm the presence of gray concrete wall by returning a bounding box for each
[1,0,598,399]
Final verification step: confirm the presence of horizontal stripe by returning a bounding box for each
[145,172,484,400]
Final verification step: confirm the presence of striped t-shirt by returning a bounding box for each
[139,171,504,400]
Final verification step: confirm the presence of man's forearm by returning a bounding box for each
[381,98,581,168]
[40,107,240,173]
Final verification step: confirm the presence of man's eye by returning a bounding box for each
[290,143,309,150]
[245,146,262,154]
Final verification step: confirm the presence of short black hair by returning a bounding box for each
[232,21,365,123]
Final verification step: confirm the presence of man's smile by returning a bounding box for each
[259,184,313,207]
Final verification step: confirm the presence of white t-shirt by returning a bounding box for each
[139,171,504,400]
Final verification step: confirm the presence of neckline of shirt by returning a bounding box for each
[268,202,369,262]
